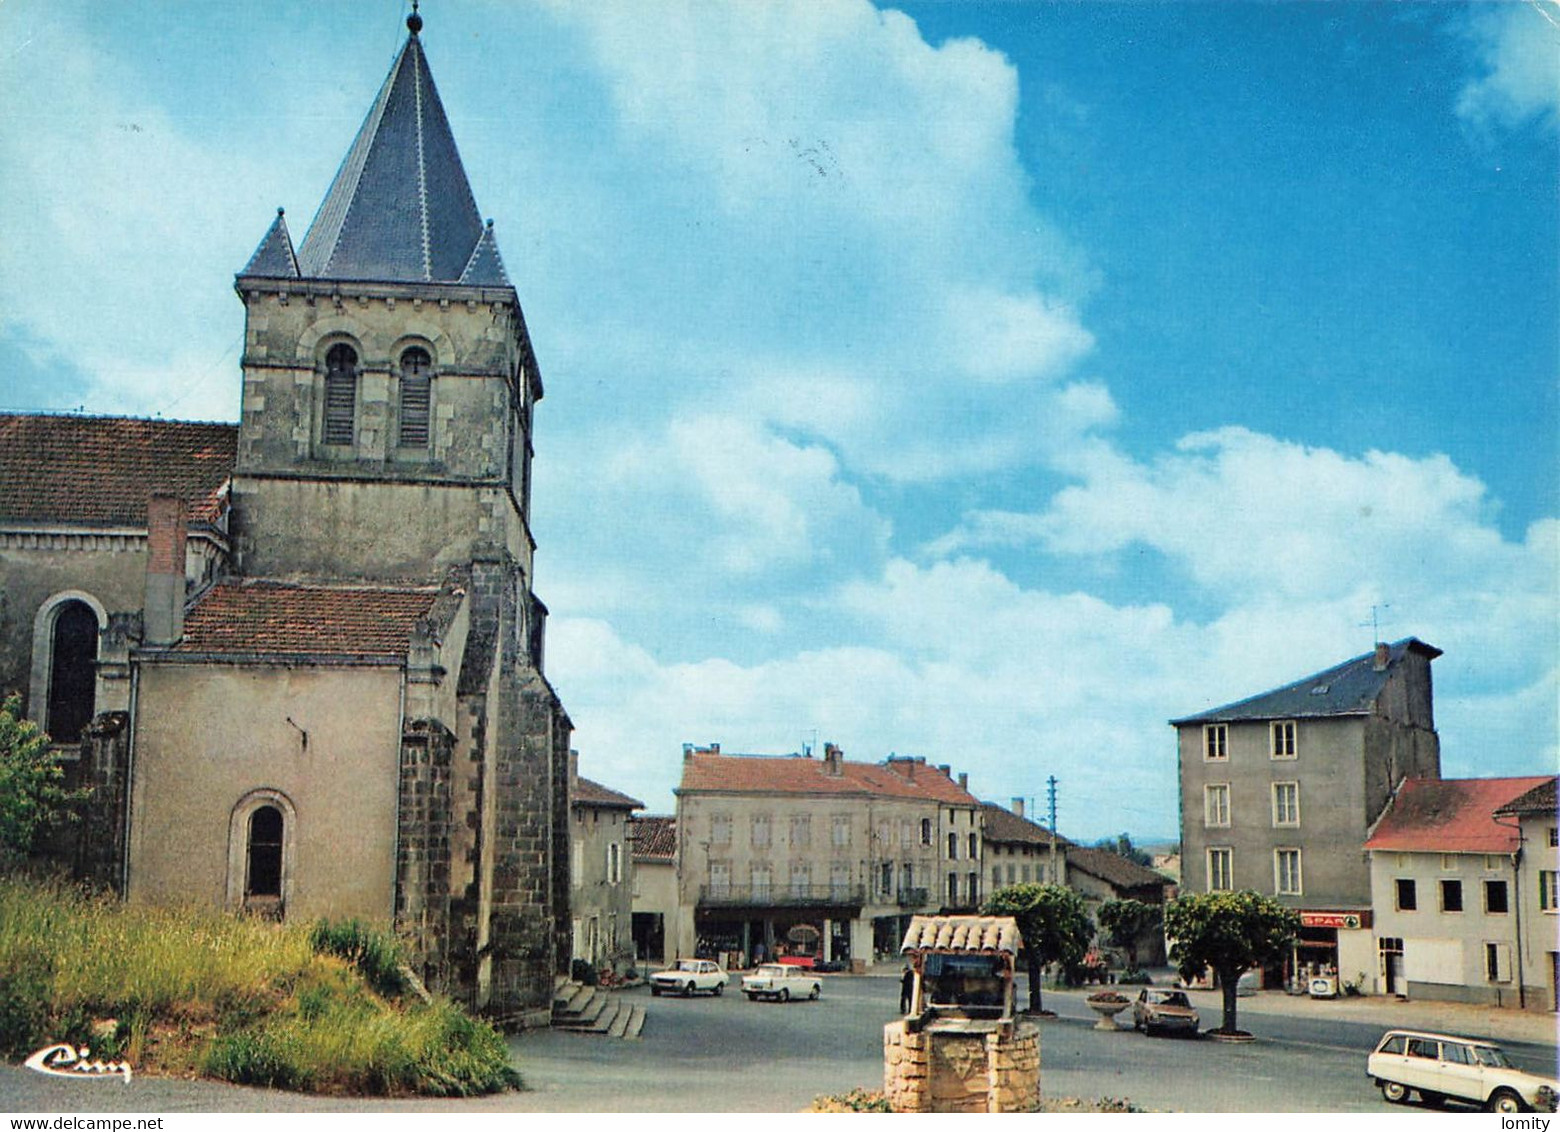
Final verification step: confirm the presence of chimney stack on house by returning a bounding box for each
[958,772,968,791]
[143,493,187,647]
[938,764,951,779]
[823,742,845,776]
[1011,797,1025,819]
[1373,642,1391,671]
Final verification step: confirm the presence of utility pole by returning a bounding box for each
[1047,776,1059,884]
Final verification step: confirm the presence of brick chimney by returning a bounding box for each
[823,742,844,776]
[1011,797,1025,819]
[957,772,968,791]
[938,764,951,779]
[143,493,187,647]
[1373,642,1391,671]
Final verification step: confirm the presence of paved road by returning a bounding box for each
[1,976,1554,1113]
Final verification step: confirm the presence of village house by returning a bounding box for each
[1492,776,1559,1011]
[1172,639,1442,986]
[569,759,643,978]
[1065,846,1173,967]
[980,799,1069,891]
[628,815,677,968]
[672,743,983,967]
[1365,775,1551,1007]
[0,11,572,1026]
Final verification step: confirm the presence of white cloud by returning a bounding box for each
[1455,2,1560,133]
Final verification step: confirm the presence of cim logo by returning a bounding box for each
[23,1043,133,1083]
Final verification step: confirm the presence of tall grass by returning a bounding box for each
[0,877,519,1095]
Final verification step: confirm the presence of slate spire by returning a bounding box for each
[288,14,493,285]
[242,208,300,278]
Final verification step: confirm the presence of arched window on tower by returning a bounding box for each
[323,343,358,446]
[246,805,284,901]
[398,347,432,448]
[47,600,98,742]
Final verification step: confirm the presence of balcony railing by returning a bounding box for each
[897,887,930,907]
[697,884,866,908]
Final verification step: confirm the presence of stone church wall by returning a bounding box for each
[127,662,403,920]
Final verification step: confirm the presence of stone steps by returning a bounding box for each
[551,979,646,1040]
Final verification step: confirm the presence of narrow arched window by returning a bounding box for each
[246,805,284,897]
[323,343,358,446]
[47,600,98,742]
[398,347,432,448]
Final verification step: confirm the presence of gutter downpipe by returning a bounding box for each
[1494,812,1526,1010]
[120,658,140,898]
[391,668,408,924]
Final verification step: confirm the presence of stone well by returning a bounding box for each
[884,914,1040,1113]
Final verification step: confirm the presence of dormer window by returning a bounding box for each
[323,344,358,446]
[398,347,432,448]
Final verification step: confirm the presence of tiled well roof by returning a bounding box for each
[289,29,494,286]
[900,915,1020,955]
[678,751,980,806]
[1365,776,1554,854]
[980,802,1074,848]
[1066,847,1172,894]
[1170,638,1442,725]
[1494,776,1556,818]
[628,815,676,862]
[0,414,236,528]
[574,776,643,811]
[172,579,438,660]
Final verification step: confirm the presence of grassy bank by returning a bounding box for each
[0,877,519,1096]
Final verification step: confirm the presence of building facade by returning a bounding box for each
[673,744,983,968]
[1172,639,1442,984]
[1494,777,1559,1011]
[569,763,643,976]
[981,800,1068,892]
[628,815,677,968]
[1365,776,1549,1006]
[0,13,572,1026]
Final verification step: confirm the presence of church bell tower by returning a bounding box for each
[231,6,541,587]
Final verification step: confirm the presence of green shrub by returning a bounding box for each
[307,919,409,999]
[0,877,519,1096]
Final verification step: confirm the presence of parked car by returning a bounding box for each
[1131,988,1200,1036]
[1367,1030,1559,1113]
[649,958,726,997]
[741,963,823,1003]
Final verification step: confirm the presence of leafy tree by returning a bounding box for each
[0,694,76,868]
[1094,832,1152,867]
[1163,890,1300,1034]
[982,883,1092,1014]
[1096,898,1161,972]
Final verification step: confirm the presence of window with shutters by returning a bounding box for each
[322,343,358,446]
[398,346,432,448]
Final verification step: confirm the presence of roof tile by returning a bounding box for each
[574,776,643,811]
[677,751,979,806]
[0,414,236,528]
[1364,776,1554,854]
[628,815,676,862]
[173,579,438,659]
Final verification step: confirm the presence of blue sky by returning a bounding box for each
[2,1,1555,841]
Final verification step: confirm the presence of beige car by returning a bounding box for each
[1367,1029,1559,1113]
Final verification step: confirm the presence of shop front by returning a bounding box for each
[1290,910,1373,993]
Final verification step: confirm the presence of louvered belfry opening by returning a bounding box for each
[399,347,432,447]
[323,343,358,445]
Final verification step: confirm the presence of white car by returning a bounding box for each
[649,958,726,997]
[1367,1029,1559,1113]
[741,963,822,1003]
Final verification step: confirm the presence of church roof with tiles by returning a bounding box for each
[172,579,440,660]
[0,414,236,529]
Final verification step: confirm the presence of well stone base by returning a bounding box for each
[883,1020,1040,1113]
